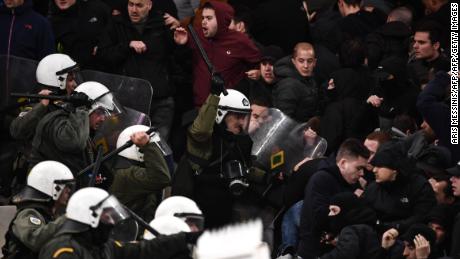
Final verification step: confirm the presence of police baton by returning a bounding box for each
[88,145,104,187]
[10,92,68,101]
[186,24,228,96]
[77,127,157,178]
[123,205,161,237]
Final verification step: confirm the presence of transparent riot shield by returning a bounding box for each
[250,108,327,176]
[0,55,39,109]
[77,70,153,116]
[93,107,152,154]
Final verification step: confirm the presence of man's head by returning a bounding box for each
[420,120,437,142]
[202,3,219,38]
[336,139,370,184]
[413,22,442,61]
[364,132,391,162]
[291,42,316,77]
[4,0,24,8]
[401,224,436,259]
[387,6,413,26]
[447,162,460,197]
[74,82,122,130]
[429,176,455,204]
[370,141,408,183]
[54,0,76,10]
[260,46,284,85]
[337,0,361,17]
[248,96,271,134]
[36,53,79,95]
[128,0,152,24]
[422,0,448,15]
[27,161,75,205]
[427,205,452,244]
[339,39,366,68]
[216,90,251,135]
[228,5,251,34]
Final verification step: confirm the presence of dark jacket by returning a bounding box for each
[450,202,460,257]
[297,160,357,259]
[49,0,111,71]
[98,10,175,98]
[273,56,318,123]
[363,173,436,234]
[38,224,190,259]
[187,1,261,107]
[407,54,450,89]
[366,21,412,69]
[0,0,54,60]
[30,108,92,178]
[320,224,387,259]
[417,71,460,163]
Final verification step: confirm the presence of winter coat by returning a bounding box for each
[0,0,54,60]
[407,54,450,89]
[49,0,111,71]
[97,10,175,99]
[273,56,318,123]
[297,160,357,259]
[366,21,412,70]
[186,1,261,107]
[417,71,460,163]
[363,173,436,234]
[320,224,387,259]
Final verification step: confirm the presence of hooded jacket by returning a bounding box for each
[0,0,55,60]
[273,56,318,123]
[187,1,261,107]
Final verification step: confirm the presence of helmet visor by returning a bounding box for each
[175,213,205,232]
[99,196,130,226]
[91,92,124,118]
[225,111,251,135]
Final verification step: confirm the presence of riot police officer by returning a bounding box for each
[3,161,75,259]
[172,90,254,229]
[39,187,193,259]
[110,125,171,222]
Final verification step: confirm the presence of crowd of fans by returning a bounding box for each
[0,0,457,258]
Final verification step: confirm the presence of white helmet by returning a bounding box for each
[117,125,160,162]
[74,81,120,114]
[36,53,78,90]
[143,216,191,240]
[194,220,270,259]
[215,89,251,124]
[27,161,75,201]
[155,196,204,231]
[66,187,130,228]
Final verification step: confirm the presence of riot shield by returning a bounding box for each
[0,205,17,257]
[0,55,38,109]
[77,70,153,116]
[250,108,327,176]
[93,107,152,154]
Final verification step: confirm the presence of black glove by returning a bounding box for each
[69,92,93,108]
[185,231,203,245]
[210,72,226,96]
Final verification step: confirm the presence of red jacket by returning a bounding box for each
[187,1,261,107]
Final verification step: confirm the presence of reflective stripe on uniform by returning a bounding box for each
[52,247,74,258]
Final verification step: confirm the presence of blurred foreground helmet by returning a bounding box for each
[143,216,191,240]
[117,125,161,162]
[155,196,204,231]
[74,81,123,115]
[194,220,270,259]
[36,53,78,90]
[215,89,251,124]
[66,187,130,228]
[27,160,75,200]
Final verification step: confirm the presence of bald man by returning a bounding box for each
[272,42,318,122]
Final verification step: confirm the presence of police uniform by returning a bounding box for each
[38,220,190,259]
[3,188,65,259]
[110,143,171,222]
